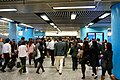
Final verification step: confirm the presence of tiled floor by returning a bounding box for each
[0,57,111,80]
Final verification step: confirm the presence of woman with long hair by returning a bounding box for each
[101,42,116,80]
[80,41,90,79]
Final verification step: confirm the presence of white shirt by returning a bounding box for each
[2,43,11,54]
[49,40,55,50]
[18,45,28,57]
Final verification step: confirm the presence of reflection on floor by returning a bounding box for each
[0,57,111,80]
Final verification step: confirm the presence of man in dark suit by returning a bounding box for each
[54,37,66,75]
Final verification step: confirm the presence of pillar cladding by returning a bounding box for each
[111,3,120,79]
[9,22,17,42]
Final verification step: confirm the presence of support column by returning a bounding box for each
[9,22,17,42]
[111,3,120,79]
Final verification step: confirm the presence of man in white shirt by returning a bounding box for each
[18,42,28,74]
[49,39,55,66]
[1,38,11,72]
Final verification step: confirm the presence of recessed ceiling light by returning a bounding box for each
[99,13,110,19]
[0,9,17,12]
[53,6,96,10]
[53,26,57,28]
[40,15,50,21]
[88,22,94,26]
[19,23,33,28]
[1,18,14,22]
[71,13,77,20]
[0,19,8,23]
[50,23,55,26]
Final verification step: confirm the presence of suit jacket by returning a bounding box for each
[54,41,66,56]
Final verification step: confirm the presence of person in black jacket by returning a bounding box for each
[70,42,78,71]
[80,41,90,79]
[101,42,116,80]
[90,40,100,79]
[36,38,45,74]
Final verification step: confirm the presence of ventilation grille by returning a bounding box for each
[0,0,23,2]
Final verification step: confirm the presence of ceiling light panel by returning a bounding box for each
[99,13,111,19]
[88,22,94,25]
[53,6,96,10]
[0,9,17,12]
[40,15,50,21]
[71,13,77,20]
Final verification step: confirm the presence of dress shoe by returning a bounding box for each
[36,71,40,74]
[81,76,85,79]
[94,75,98,79]
[92,73,95,76]
[23,71,27,73]
[59,73,62,75]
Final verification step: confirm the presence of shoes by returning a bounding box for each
[92,73,94,76]
[42,70,45,72]
[94,75,98,79]
[81,76,85,79]
[59,73,62,75]
[56,68,59,72]
[36,71,40,74]
[23,71,27,73]
[19,70,22,74]
[1,69,6,72]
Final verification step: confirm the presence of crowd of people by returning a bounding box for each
[0,36,116,80]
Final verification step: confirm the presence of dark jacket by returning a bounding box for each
[70,47,78,57]
[90,46,100,67]
[101,50,113,69]
[54,41,66,56]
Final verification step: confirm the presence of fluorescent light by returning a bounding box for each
[0,9,17,12]
[57,28,61,32]
[71,13,77,20]
[88,22,94,26]
[99,13,110,19]
[40,15,50,21]
[85,25,89,28]
[53,6,96,9]
[53,26,57,28]
[19,23,33,28]
[1,18,14,22]
[50,23,55,26]
[0,20,8,23]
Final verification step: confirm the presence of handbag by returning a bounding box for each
[77,49,83,58]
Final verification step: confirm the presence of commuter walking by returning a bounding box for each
[70,42,78,71]
[101,43,116,80]
[49,38,55,66]
[90,40,100,79]
[54,37,66,75]
[36,38,45,74]
[11,39,18,62]
[18,42,28,74]
[0,37,3,67]
[28,38,35,65]
[80,41,90,79]
[1,38,11,72]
